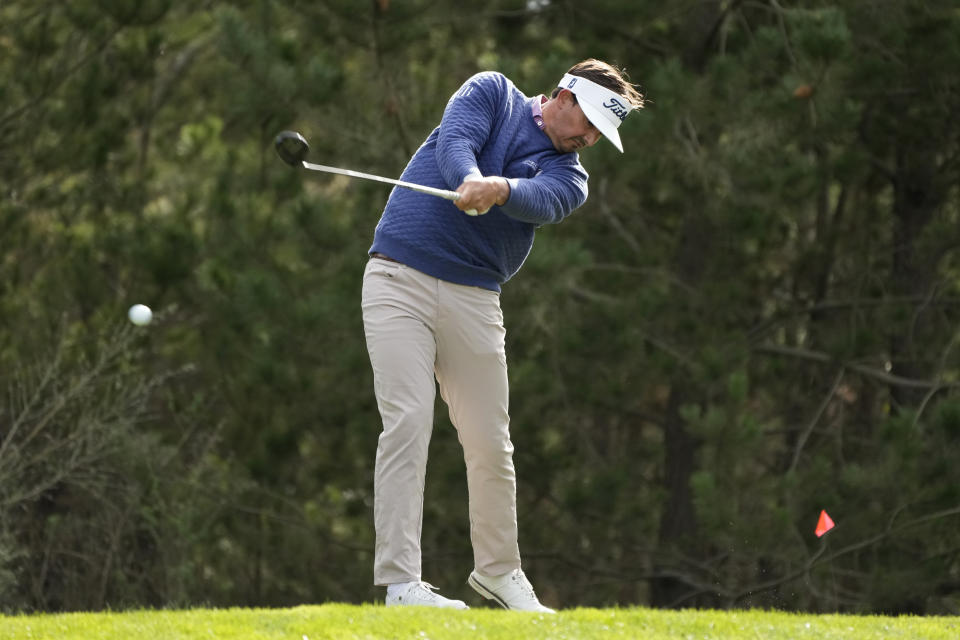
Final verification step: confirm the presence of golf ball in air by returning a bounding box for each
[128,304,153,326]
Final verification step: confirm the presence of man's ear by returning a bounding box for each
[557,89,576,107]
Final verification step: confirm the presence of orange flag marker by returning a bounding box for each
[815,510,835,537]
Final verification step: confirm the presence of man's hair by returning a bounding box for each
[550,58,645,108]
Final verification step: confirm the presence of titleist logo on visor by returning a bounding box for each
[603,97,629,121]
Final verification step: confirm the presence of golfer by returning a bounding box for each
[362,59,643,611]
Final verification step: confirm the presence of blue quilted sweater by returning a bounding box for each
[368,71,589,292]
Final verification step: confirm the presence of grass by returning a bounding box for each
[2,603,958,640]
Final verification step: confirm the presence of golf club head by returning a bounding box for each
[274,130,309,166]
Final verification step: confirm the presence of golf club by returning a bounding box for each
[274,131,478,215]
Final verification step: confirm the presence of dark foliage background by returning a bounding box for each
[1,0,958,614]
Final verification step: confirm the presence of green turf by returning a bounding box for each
[2,603,958,640]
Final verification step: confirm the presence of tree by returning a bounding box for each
[1,0,958,613]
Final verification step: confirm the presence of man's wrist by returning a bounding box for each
[496,177,511,206]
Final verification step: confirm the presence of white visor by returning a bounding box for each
[558,73,632,152]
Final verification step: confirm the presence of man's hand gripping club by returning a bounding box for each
[454,176,511,216]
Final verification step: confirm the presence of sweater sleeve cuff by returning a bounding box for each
[505,177,521,205]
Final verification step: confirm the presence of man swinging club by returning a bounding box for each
[361,58,644,611]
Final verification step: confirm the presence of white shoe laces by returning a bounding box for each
[510,570,538,602]
[410,582,439,599]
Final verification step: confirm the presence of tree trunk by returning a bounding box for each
[650,384,701,607]
[651,209,711,607]
[889,147,941,409]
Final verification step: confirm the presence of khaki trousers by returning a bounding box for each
[362,257,521,585]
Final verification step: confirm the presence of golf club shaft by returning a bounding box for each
[301,161,461,202]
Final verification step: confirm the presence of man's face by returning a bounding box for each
[545,90,602,153]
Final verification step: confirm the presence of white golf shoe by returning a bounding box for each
[467,569,556,613]
[385,582,469,609]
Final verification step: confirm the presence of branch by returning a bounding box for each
[596,177,644,256]
[788,368,844,474]
[370,5,413,158]
[748,296,960,341]
[0,346,63,462]
[754,343,959,390]
[768,0,798,66]
[731,504,960,604]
